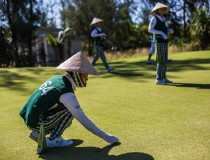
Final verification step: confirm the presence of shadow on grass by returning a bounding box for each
[169,82,210,89]
[0,70,35,92]
[95,57,210,79]
[39,139,154,160]
[0,67,60,94]
[0,57,209,92]
[94,60,155,80]
[167,59,210,72]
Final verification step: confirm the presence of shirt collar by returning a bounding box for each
[156,15,165,21]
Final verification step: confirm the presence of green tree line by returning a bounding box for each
[0,0,210,67]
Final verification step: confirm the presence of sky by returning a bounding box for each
[43,0,143,27]
[42,0,62,27]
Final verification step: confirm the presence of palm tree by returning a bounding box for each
[46,27,70,64]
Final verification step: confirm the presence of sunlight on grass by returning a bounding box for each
[0,51,210,160]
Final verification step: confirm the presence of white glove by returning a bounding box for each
[160,31,168,40]
[101,33,106,39]
[98,131,119,144]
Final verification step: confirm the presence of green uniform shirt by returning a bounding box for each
[19,75,74,128]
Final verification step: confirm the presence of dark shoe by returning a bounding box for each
[29,131,39,142]
[146,60,153,65]
[107,66,114,72]
[167,58,172,63]
[163,79,172,83]
[156,80,167,85]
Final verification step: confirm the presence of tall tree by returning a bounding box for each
[2,0,40,66]
[0,25,15,67]
[190,8,210,49]
[3,0,19,66]
[109,1,135,49]
[46,27,70,64]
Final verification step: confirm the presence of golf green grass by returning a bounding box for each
[0,50,210,160]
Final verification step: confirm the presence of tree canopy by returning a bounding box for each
[0,0,210,67]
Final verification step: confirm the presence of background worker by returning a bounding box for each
[148,2,173,85]
[90,17,114,72]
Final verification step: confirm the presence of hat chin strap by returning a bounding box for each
[66,72,85,89]
[72,72,85,88]
[66,73,77,91]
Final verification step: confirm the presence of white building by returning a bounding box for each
[34,27,84,66]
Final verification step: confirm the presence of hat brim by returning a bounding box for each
[90,18,103,26]
[56,52,98,75]
[151,3,170,15]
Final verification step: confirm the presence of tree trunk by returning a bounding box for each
[6,0,19,67]
[28,0,33,66]
[183,0,187,41]
[88,36,94,56]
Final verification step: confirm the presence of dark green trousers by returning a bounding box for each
[156,43,168,80]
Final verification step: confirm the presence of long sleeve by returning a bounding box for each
[59,92,119,144]
[60,92,102,134]
[148,16,168,40]
[91,27,106,38]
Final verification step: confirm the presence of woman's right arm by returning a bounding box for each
[91,28,106,38]
[59,92,119,144]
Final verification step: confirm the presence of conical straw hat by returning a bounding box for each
[90,17,103,26]
[56,51,98,75]
[151,2,170,15]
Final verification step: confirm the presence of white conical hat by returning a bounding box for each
[90,17,103,26]
[56,51,98,75]
[151,2,170,15]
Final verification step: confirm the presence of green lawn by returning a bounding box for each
[0,50,210,160]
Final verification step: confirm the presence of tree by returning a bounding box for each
[0,25,16,67]
[190,8,210,49]
[46,28,71,64]
[2,0,41,66]
[109,2,136,49]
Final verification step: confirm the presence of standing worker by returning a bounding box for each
[90,17,114,72]
[148,2,173,85]
[19,51,119,152]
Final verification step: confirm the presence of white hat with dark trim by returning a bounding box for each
[151,2,170,15]
[56,51,98,75]
[90,17,103,26]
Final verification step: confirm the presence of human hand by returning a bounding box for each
[168,28,174,34]
[161,32,168,40]
[104,133,119,144]
[101,33,106,39]
[98,131,119,144]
